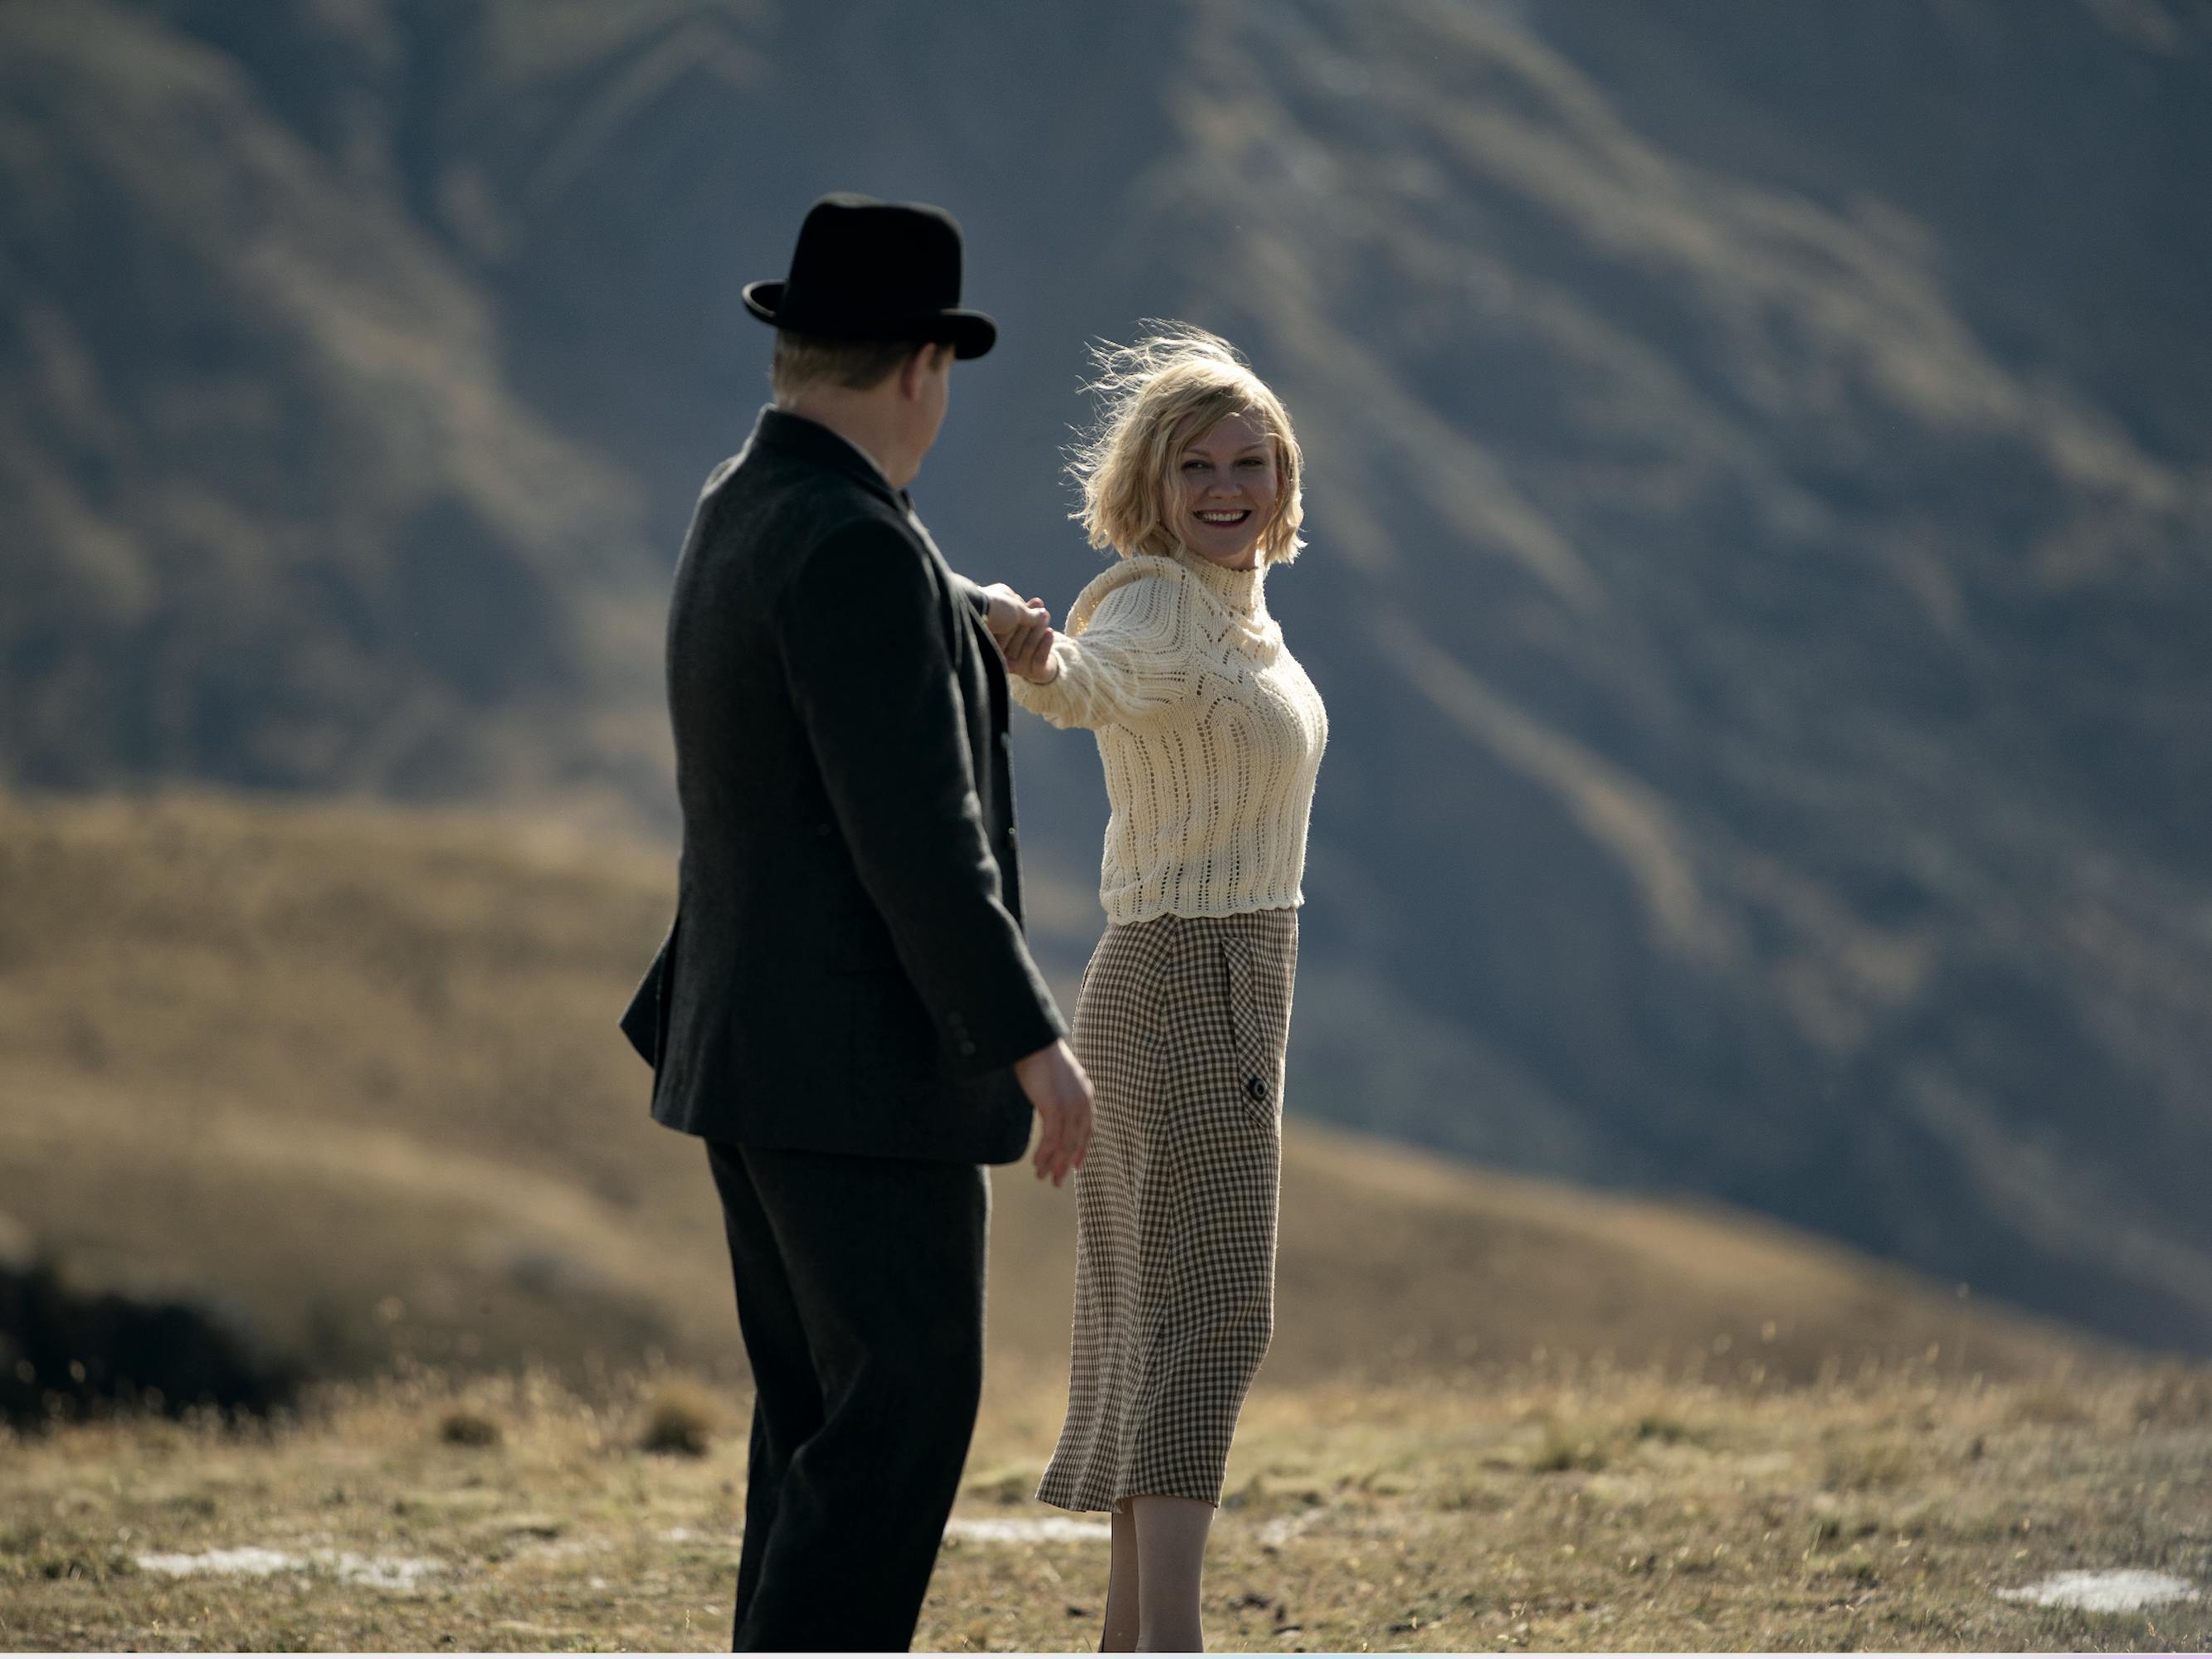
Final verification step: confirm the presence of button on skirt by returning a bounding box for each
[1036,907,1298,1512]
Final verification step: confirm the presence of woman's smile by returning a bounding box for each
[1172,407,1279,569]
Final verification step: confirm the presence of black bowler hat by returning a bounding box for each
[743,192,996,359]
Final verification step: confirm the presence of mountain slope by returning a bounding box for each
[0,1,665,813]
[5,0,2210,1350]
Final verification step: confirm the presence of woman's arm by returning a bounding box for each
[972,581,1057,679]
[1009,571,1192,731]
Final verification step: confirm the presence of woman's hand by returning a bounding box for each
[981,583,1060,683]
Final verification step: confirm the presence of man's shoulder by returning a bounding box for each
[796,510,946,609]
[714,436,899,511]
[707,445,919,561]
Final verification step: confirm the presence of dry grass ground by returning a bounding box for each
[2,1363,2208,1652]
[2,792,2206,1650]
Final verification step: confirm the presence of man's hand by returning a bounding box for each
[1013,1037,1094,1186]
[981,583,1060,684]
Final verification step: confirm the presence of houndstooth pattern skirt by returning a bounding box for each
[1035,907,1298,1512]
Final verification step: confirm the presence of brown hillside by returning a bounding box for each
[0,791,2107,1388]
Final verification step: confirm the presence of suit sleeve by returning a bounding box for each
[947,570,994,620]
[778,519,1067,1077]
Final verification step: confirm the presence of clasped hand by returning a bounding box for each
[980,584,1060,683]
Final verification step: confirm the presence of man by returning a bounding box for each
[620,193,1094,1652]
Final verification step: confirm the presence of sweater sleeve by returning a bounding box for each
[1008,568,1194,731]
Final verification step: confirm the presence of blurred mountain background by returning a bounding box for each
[4,0,2210,1357]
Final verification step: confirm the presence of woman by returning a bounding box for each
[1003,324,1328,1652]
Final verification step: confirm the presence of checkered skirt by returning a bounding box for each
[1035,907,1298,1512]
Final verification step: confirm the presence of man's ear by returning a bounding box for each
[899,342,951,401]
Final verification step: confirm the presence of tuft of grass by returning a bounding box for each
[2005,1379,2092,1426]
[2132,1360,2212,1426]
[1820,1435,1919,1491]
[1528,1414,1610,1472]
[437,1406,503,1447]
[637,1377,727,1457]
[1633,1411,1705,1447]
[35,1549,137,1585]
[963,1462,1043,1506]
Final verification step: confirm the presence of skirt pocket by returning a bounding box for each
[1218,928,1284,1131]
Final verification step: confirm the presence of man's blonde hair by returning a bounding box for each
[772,331,948,404]
[1068,324,1305,564]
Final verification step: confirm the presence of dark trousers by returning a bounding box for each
[706,1139,990,1652]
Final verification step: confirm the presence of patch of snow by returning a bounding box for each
[134,1545,441,1593]
[945,1516,1111,1544]
[1999,1569,2200,1614]
[514,1535,600,1560]
[1257,1510,1323,1546]
[136,1546,300,1579]
[325,1550,441,1592]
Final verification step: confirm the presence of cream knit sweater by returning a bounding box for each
[1010,550,1328,924]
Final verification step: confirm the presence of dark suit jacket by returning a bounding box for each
[621,408,1066,1164]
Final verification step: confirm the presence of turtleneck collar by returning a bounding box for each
[1171,546,1266,614]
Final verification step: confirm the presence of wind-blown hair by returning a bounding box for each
[1068,324,1305,565]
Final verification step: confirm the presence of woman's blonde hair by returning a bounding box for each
[1068,324,1305,564]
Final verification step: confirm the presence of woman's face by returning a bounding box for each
[1167,407,1278,571]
